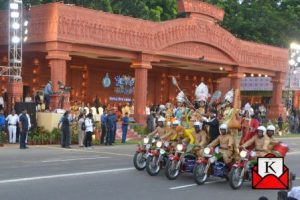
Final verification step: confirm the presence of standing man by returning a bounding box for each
[94,95,100,114]
[112,110,117,143]
[278,114,284,133]
[43,81,52,111]
[121,113,129,143]
[146,111,155,134]
[100,110,107,144]
[58,111,71,148]
[84,113,94,148]
[6,110,19,144]
[19,108,29,149]
[203,109,219,142]
[0,109,5,143]
[106,109,115,146]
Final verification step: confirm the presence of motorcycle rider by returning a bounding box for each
[207,123,234,164]
[148,116,166,138]
[241,126,270,157]
[192,121,208,157]
[266,125,278,153]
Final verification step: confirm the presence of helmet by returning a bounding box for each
[257,126,267,135]
[267,125,276,132]
[166,121,171,127]
[172,120,180,126]
[219,124,228,132]
[194,121,203,129]
[157,117,165,122]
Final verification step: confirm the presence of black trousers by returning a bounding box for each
[100,124,106,144]
[20,130,27,148]
[84,131,92,147]
[61,128,70,148]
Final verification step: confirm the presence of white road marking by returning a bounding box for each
[287,151,300,155]
[169,180,226,190]
[0,167,135,184]
[42,146,133,157]
[297,177,300,180]
[42,156,111,163]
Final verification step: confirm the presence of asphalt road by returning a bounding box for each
[0,137,299,200]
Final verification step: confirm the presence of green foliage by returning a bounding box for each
[130,123,147,136]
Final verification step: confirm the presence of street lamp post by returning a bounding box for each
[287,42,300,113]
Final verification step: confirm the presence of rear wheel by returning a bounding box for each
[193,163,208,185]
[165,160,180,180]
[229,167,244,190]
[133,152,146,170]
[146,156,161,176]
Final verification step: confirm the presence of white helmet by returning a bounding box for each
[166,121,171,127]
[267,125,276,135]
[257,126,267,135]
[172,120,180,125]
[219,124,228,132]
[194,121,203,129]
[157,117,165,122]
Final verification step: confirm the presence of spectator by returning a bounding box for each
[294,115,299,134]
[289,114,295,133]
[34,91,41,105]
[146,111,155,134]
[0,109,5,137]
[121,113,129,143]
[112,111,117,143]
[100,110,107,144]
[106,109,115,146]
[43,81,52,111]
[288,186,300,200]
[6,110,19,144]
[94,95,100,114]
[278,114,284,131]
[0,95,4,110]
[84,113,94,148]
[77,113,85,147]
[58,111,71,148]
[19,108,29,149]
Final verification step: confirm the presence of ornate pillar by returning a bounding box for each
[267,72,285,119]
[131,55,152,124]
[7,81,23,112]
[230,70,243,90]
[46,43,71,111]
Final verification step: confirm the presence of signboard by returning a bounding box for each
[241,77,273,91]
[109,97,132,102]
[114,75,135,95]
[285,69,300,90]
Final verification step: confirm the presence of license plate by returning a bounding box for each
[146,144,151,149]
[160,149,165,154]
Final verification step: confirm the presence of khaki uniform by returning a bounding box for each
[208,134,234,164]
[148,126,166,138]
[267,136,278,153]
[242,135,270,157]
[193,130,208,157]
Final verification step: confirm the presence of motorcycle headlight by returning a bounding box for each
[164,141,170,147]
[250,151,256,158]
[176,144,183,151]
[152,138,156,143]
[214,146,220,154]
[204,147,211,155]
[240,150,247,158]
[143,137,149,144]
[156,141,162,148]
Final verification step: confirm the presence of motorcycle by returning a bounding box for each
[228,149,256,189]
[193,147,230,185]
[165,143,196,180]
[133,137,153,170]
[146,140,170,176]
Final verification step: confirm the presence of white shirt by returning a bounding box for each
[0,96,4,107]
[91,107,97,115]
[288,186,300,200]
[6,114,19,125]
[84,107,89,114]
[84,118,94,132]
[146,107,150,115]
[98,107,103,116]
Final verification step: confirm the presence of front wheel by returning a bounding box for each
[165,160,180,180]
[193,163,208,185]
[133,152,146,170]
[146,156,161,176]
[229,167,244,190]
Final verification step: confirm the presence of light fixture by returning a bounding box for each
[12,36,20,44]
[219,67,224,71]
[11,11,20,18]
[289,59,296,66]
[243,74,246,77]
[258,74,262,77]
[251,73,254,77]
[265,75,268,77]
[10,3,19,10]
[12,22,20,29]
[290,42,300,50]
[293,70,297,75]
[24,29,28,35]
[24,20,28,26]
[23,36,28,42]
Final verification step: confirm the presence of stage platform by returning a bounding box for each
[36,112,63,131]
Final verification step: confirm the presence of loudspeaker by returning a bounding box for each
[14,102,36,129]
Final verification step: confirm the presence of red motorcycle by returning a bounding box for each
[133,137,153,170]
[228,149,256,189]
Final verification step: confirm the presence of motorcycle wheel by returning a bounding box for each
[193,163,208,185]
[228,167,244,190]
[133,152,146,171]
[165,160,180,180]
[146,156,161,176]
